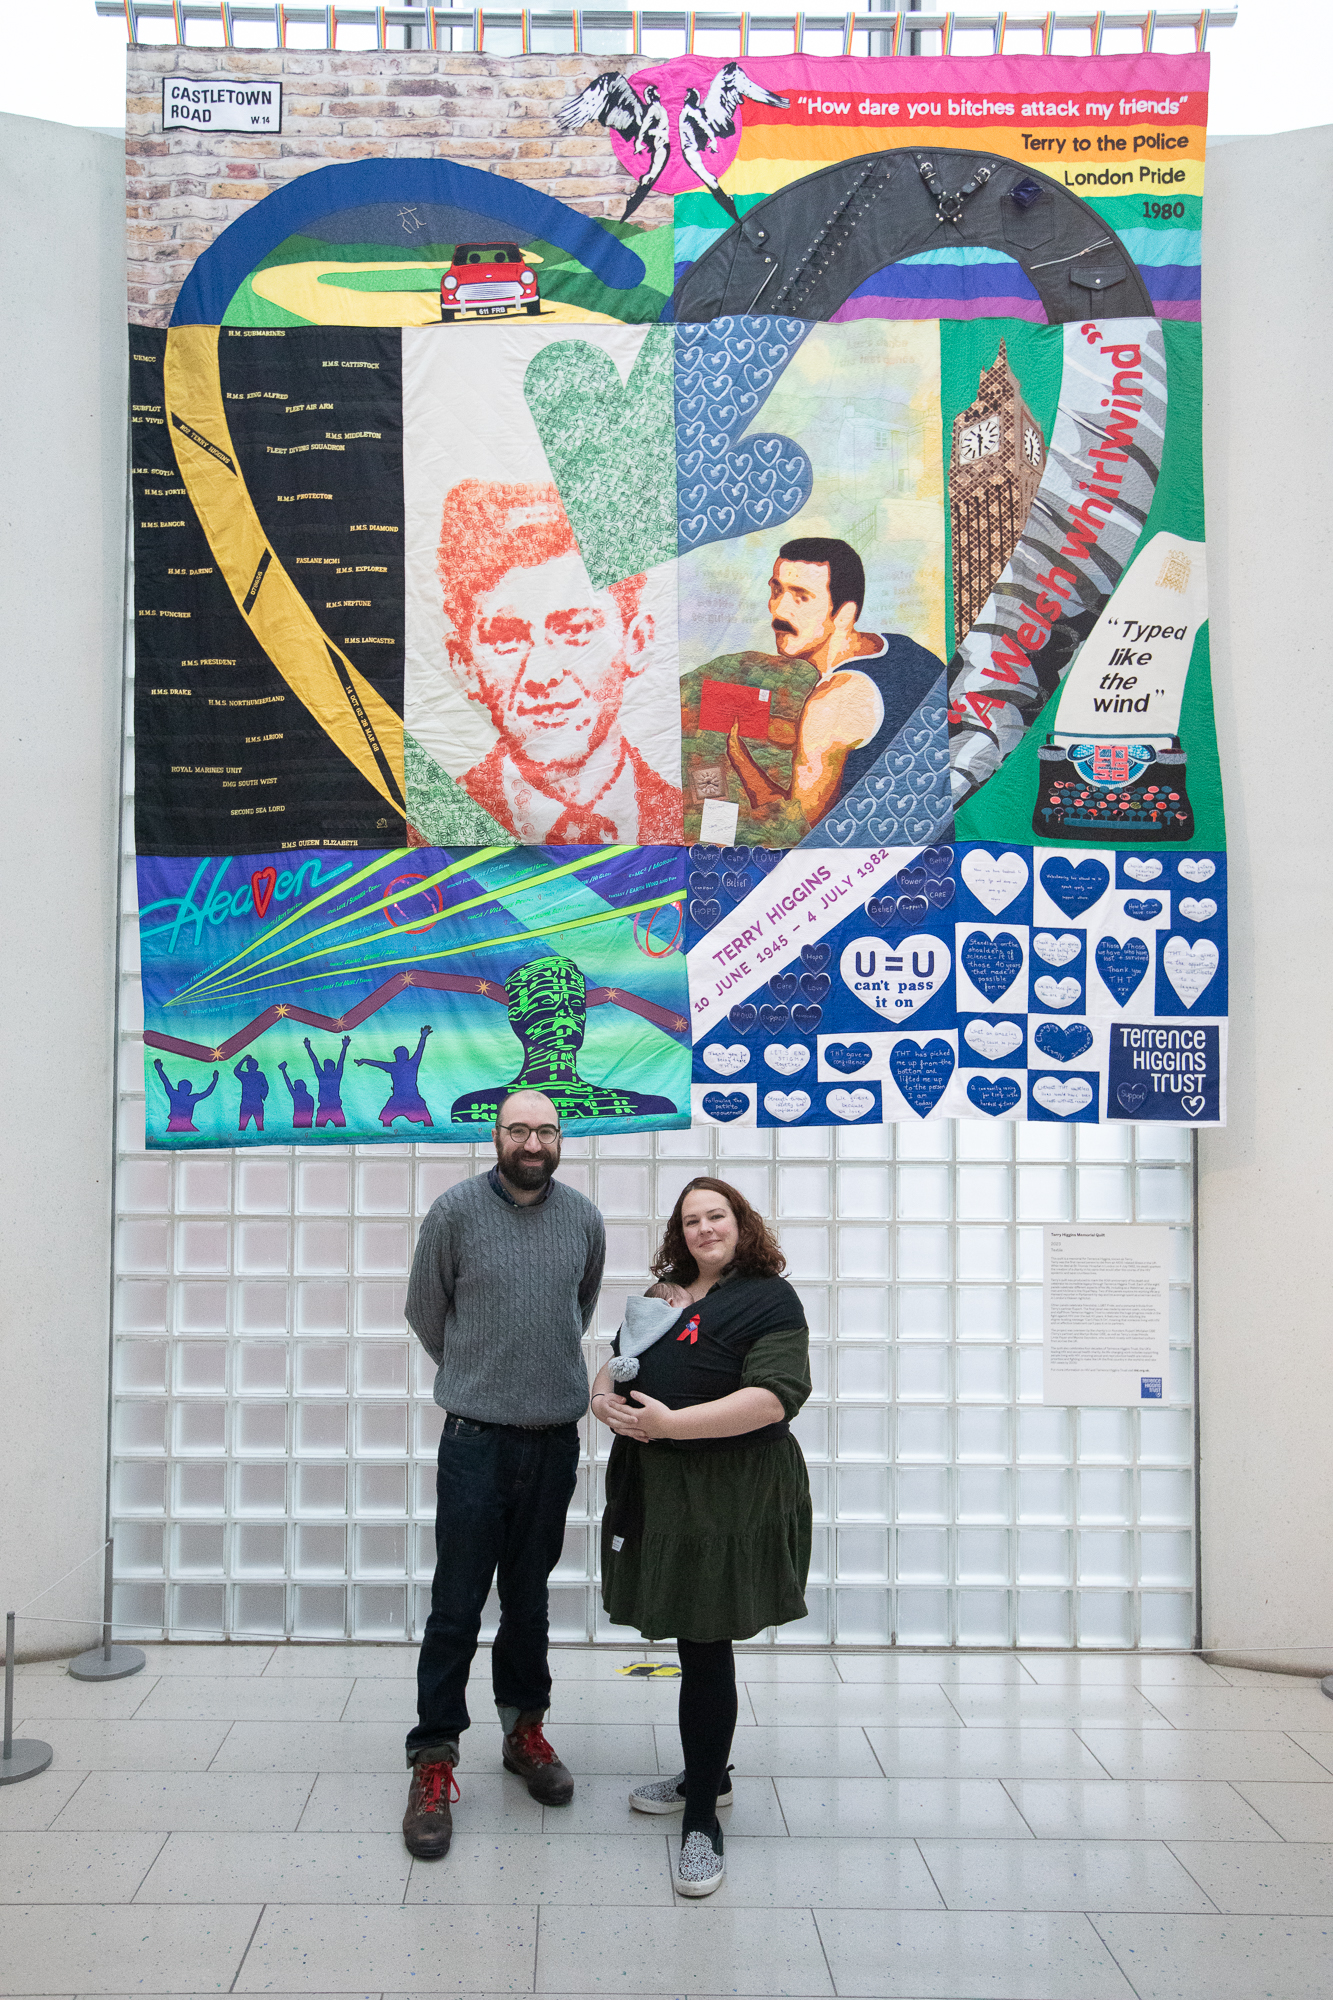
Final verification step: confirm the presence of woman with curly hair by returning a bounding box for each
[589,1177,811,1898]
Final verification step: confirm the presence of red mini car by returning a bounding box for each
[440,242,540,322]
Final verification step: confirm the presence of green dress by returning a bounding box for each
[599,1273,812,1643]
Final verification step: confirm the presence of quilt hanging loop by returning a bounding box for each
[170,0,185,43]
[992,9,1006,54]
[1091,8,1106,53]
[1143,8,1158,51]
[220,0,234,43]
[941,10,955,55]
[1042,10,1057,54]
[1195,7,1212,51]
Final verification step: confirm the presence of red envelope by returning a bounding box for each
[698,678,772,740]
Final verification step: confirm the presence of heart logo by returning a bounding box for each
[1116,1080,1147,1113]
[825,1041,872,1074]
[1033,975,1082,1010]
[1040,856,1110,920]
[963,1019,1024,1063]
[764,1043,809,1077]
[966,1075,1022,1118]
[1177,857,1215,883]
[1124,898,1164,923]
[1178,897,1217,924]
[791,1003,823,1036]
[840,935,950,1021]
[826,1087,875,1122]
[251,867,277,917]
[523,330,677,587]
[800,943,830,973]
[758,1003,788,1034]
[1162,936,1220,1008]
[1123,857,1162,883]
[1095,935,1150,1006]
[1033,932,1081,969]
[701,1090,747,1123]
[1034,1022,1094,1064]
[769,971,798,1002]
[1181,1093,1207,1117]
[961,930,1024,1005]
[889,1036,956,1117]
[961,850,1028,916]
[703,1044,749,1077]
[1032,1074,1094,1119]
[728,1004,758,1037]
[764,1089,811,1123]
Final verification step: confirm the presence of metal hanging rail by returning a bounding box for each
[93,3,1234,53]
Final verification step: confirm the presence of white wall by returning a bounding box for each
[2,112,1330,1665]
[1197,124,1333,1674]
[0,114,124,1657]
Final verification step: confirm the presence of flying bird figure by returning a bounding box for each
[679,62,789,221]
[555,73,671,222]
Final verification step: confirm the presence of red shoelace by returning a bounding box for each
[512,1722,558,1765]
[416,1761,460,1812]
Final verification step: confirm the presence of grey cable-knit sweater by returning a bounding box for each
[405,1171,605,1427]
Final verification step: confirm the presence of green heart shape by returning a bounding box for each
[523,328,676,590]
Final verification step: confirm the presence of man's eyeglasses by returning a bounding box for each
[499,1123,561,1144]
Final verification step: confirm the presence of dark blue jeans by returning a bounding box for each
[406,1412,580,1766]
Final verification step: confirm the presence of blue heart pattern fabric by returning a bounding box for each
[803,677,951,850]
[675,316,813,553]
[688,845,1226,1129]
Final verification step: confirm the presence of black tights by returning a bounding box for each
[677,1637,737,1836]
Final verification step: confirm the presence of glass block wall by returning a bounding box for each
[113,633,1196,1648]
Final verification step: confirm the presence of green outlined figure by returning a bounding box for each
[451,955,679,1124]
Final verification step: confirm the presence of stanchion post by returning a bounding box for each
[68,1539,146,1683]
[1,1611,53,1786]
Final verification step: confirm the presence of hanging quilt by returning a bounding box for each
[128,43,1222,1141]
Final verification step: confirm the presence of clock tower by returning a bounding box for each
[948,341,1045,651]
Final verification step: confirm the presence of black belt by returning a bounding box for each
[445,1410,570,1434]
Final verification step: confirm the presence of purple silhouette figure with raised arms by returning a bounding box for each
[154,1060,218,1135]
[234,1054,270,1133]
[305,1034,351,1129]
[279,1062,315,1130]
[354,1026,434,1129]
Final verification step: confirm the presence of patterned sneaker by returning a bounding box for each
[675,1825,725,1898]
[402,1757,459,1859]
[629,1765,734,1815]
[501,1712,575,1805]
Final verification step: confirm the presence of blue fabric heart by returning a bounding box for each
[758,1003,788,1033]
[890,1037,956,1117]
[701,1090,747,1123]
[1116,1080,1148,1113]
[1033,1022,1094,1064]
[769,972,798,1002]
[801,943,831,973]
[825,1042,872,1074]
[865,896,896,928]
[1095,935,1150,1005]
[1124,898,1163,922]
[967,1075,1021,1117]
[961,930,1024,1004]
[721,872,750,899]
[728,1004,758,1037]
[798,971,831,1002]
[1040,856,1110,919]
[690,898,721,926]
[674,317,813,552]
[791,1003,823,1036]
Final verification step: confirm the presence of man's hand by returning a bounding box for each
[725,720,784,811]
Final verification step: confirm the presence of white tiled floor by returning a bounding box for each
[3,1646,1333,1997]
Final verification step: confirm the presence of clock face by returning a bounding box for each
[959,415,1000,462]
[1024,424,1043,467]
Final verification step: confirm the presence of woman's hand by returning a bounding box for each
[603,1389,678,1444]
[645,1281,692,1308]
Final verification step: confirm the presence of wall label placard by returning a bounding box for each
[1042,1225,1171,1405]
[162,78,282,132]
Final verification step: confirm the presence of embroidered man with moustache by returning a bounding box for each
[435,482,681,844]
[722,537,942,831]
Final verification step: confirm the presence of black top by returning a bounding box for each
[613,1272,807,1451]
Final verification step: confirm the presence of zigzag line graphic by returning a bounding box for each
[143,968,689,1063]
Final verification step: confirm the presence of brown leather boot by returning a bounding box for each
[501,1712,575,1805]
[402,1756,459,1858]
